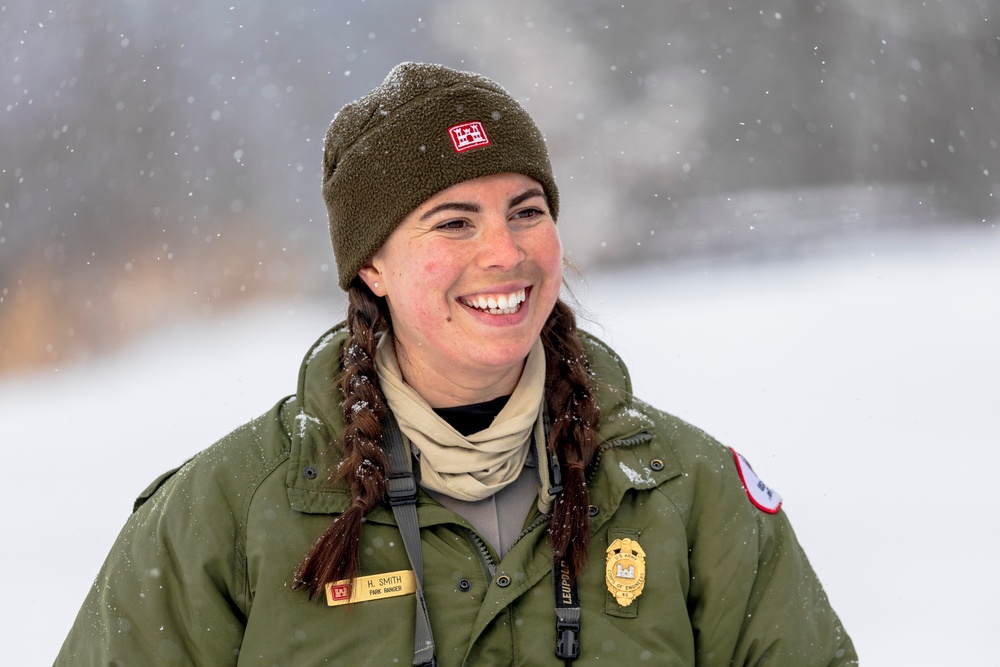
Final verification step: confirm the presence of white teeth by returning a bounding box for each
[462,288,526,314]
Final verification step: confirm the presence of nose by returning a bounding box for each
[478,219,524,270]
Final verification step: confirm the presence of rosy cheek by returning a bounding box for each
[420,260,456,302]
[531,227,563,270]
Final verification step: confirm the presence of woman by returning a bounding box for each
[56,63,857,666]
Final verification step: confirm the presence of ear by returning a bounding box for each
[357,263,385,297]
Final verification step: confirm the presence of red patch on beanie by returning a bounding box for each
[448,121,491,152]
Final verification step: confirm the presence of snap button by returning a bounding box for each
[458,579,472,592]
[650,459,664,472]
[496,575,511,588]
[303,466,318,480]
[588,504,599,517]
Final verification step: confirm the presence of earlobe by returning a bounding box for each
[358,264,384,296]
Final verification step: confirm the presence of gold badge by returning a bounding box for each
[605,538,646,607]
[325,569,417,607]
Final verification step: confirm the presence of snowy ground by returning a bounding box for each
[2,226,998,664]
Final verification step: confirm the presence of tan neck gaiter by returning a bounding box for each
[375,335,547,503]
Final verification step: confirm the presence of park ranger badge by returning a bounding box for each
[605,538,646,607]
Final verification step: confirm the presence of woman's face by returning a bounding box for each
[360,172,563,407]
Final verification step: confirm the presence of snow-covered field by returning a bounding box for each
[2,226,998,664]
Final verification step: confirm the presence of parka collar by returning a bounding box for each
[284,325,355,515]
[284,326,680,523]
[572,333,682,530]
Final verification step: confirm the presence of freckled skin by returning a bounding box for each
[358,173,563,408]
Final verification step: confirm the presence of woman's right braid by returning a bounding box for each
[293,280,391,599]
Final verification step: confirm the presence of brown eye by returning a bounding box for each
[512,207,543,221]
[435,219,469,230]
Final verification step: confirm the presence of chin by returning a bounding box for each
[467,340,537,369]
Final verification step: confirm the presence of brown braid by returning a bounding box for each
[540,299,602,579]
[292,279,392,599]
[294,292,602,599]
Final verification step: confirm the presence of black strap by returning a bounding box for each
[382,414,437,667]
[553,557,581,665]
[547,410,579,664]
[384,408,579,666]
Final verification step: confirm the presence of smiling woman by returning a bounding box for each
[55,63,857,666]
[360,173,563,407]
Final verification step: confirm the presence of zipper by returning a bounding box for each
[587,430,653,482]
[514,511,550,547]
[464,528,497,584]
[461,431,651,584]
[464,509,550,584]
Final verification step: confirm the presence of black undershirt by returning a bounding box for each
[433,395,511,436]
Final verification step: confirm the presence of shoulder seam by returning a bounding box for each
[236,446,292,618]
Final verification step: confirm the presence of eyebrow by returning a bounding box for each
[419,201,479,221]
[419,187,547,221]
[509,188,546,208]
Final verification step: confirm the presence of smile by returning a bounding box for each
[459,288,527,315]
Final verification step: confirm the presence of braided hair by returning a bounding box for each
[293,280,601,598]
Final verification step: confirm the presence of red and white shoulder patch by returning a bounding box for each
[730,448,783,514]
[448,121,490,152]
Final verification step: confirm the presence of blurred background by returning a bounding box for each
[2,0,997,374]
[3,2,1000,664]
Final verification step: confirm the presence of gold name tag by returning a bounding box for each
[325,569,417,607]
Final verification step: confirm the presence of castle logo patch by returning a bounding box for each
[731,448,783,514]
[448,121,490,152]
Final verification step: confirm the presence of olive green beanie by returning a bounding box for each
[322,62,559,290]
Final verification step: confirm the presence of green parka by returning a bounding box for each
[55,327,857,666]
